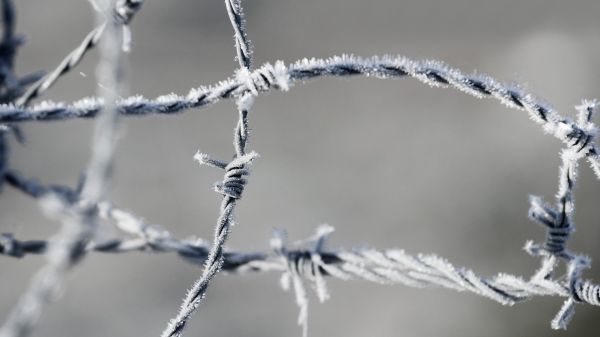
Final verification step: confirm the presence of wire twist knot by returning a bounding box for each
[233,61,291,99]
[560,100,598,159]
[549,256,600,329]
[271,225,334,337]
[526,196,573,258]
[525,100,600,330]
[194,151,258,199]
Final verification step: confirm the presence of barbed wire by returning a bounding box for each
[160,1,258,336]
[0,55,598,178]
[0,1,142,337]
[14,0,142,107]
[2,151,600,333]
[0,172,594,308]
[0,223,583,302]
[0,0,599,336]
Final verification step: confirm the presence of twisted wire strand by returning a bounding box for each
[523,100,599,329]
[1,54,599,333]
[526,131,584,261]
[270,226,333,337]
[225,0,252,69]
[14,25,104,107]
[4,166,600,331]
[0,1,599,333]
[160,2,256,336]
[1,54,598,177]
[14,0,143,107]
[4,223,600,311]
[0,231,272,275]
[2,169,269,268]
[0,2,141,337]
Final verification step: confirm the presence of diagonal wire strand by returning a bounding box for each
[14,24,105,107]
[14,0,142,107]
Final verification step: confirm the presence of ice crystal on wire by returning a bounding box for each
[0,1,599,337]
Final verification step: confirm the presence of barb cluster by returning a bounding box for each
[0,1,599,337]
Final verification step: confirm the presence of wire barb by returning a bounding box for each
[1,1,600,336]
[272,225,335,337]
[523,100,599,329]
[160,2,257,336]
[195,151,259,199]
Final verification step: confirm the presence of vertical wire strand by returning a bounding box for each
[0,1,133,336]
[160,1,254,336]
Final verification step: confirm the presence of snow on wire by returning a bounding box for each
[0,0,599,337]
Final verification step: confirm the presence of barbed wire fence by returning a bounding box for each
[0,0,599,336]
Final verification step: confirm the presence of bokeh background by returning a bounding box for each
[1,0,600,336]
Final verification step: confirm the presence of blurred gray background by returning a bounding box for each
[1,0,600,336]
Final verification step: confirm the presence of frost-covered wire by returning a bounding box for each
[14,0,143,107]
[14,24,103,107]
[0,55,598,178]
[271,225,334,337]
[1,169,268,267]
[0,2,141,337]
[524,100,599,329]
[1,0,600,334]
[161,1,256,336]
[4,223,600,316]
[1,54,600,334]
[225,0,252,69]
[3,165,600,331]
